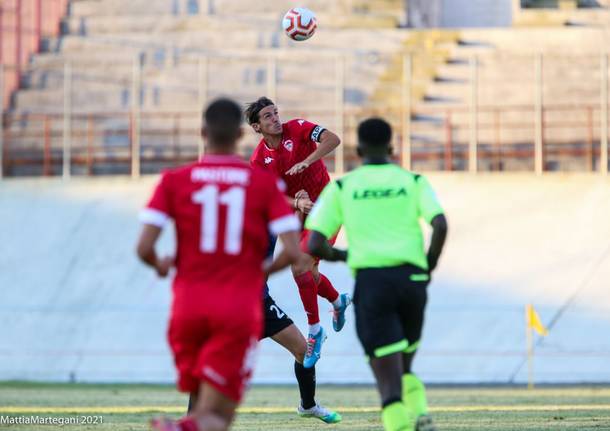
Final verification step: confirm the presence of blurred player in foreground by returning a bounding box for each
[188,239,342,424]
[306,118,448,431]
[137,98,302,431]
[246,97,351,369]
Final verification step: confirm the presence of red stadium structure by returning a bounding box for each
[0,0,68,109]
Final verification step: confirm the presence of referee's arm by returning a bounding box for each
[417,174,448,273]
[308,231,347,262]
[305,181,345,261]
[427,214,448,272]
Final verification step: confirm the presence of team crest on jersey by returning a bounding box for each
[264,157,273,164]
[283,140,294,152]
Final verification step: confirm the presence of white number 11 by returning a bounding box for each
[192,185,245,255]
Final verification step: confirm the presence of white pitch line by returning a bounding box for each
[1,405,610,414]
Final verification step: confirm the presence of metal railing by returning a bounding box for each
[2,103,609,177]
[1,47,610,178]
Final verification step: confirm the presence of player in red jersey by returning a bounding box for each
[137,98,302,431]
[246,97,352,369]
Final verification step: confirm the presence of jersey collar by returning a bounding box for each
[200,154,244,163]
[363,157,391,165]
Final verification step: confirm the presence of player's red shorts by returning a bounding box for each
[300,229,338,262]
[168,302,262,402]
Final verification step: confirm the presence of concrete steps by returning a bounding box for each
[62,12,399,37]
[70,0,335,16]
[408,27,610,149]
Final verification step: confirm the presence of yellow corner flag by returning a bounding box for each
[527,304,548,336]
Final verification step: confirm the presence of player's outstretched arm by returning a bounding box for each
[264,230,303,276]
[307,230,347,262]
[136,224,174,277]
[427,214,448,272]
[285,130,341,176]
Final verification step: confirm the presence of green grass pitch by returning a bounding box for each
[1,382,610,430]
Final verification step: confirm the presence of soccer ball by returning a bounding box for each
[282,7,317,42]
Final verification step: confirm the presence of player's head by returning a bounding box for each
[245,97,282,135]
[202,98,244,153]
[357,117,393,159]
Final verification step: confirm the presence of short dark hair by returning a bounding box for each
[204,98,243,145]
[244,97,275,125]
[357,117,392,148]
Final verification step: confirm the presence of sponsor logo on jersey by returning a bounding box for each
[264,157,274,164]
[283,140,294,152]
[353,188,408,200]
[311,125,323,142]
[297,119,305,126]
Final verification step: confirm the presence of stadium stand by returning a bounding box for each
[0,0,70,108]
[2,0,609,176]
[410,27,610,171]
[3,0,410,175]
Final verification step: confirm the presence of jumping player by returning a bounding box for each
[246,97,351,368]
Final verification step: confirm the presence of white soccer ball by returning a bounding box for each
[282,7,317,42]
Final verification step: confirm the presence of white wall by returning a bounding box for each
[1,173,610,384]
[441,0,513,28]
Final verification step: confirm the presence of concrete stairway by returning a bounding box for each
[408,27,610,171]
[6,0,407,174]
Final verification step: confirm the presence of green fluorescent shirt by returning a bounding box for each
[305,164,444,271]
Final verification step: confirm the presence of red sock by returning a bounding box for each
[178,417,198,431]
[317,273,339,303]
[295,272,320,324]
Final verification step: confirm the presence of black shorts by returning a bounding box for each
[261,295,294,340]
[353,264,429,359]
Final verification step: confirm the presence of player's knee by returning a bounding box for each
[294,338,307,364]
[291,256,314,277]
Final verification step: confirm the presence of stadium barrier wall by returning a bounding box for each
[1,174,610,384]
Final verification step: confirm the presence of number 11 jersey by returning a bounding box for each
[140,154,299,315]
